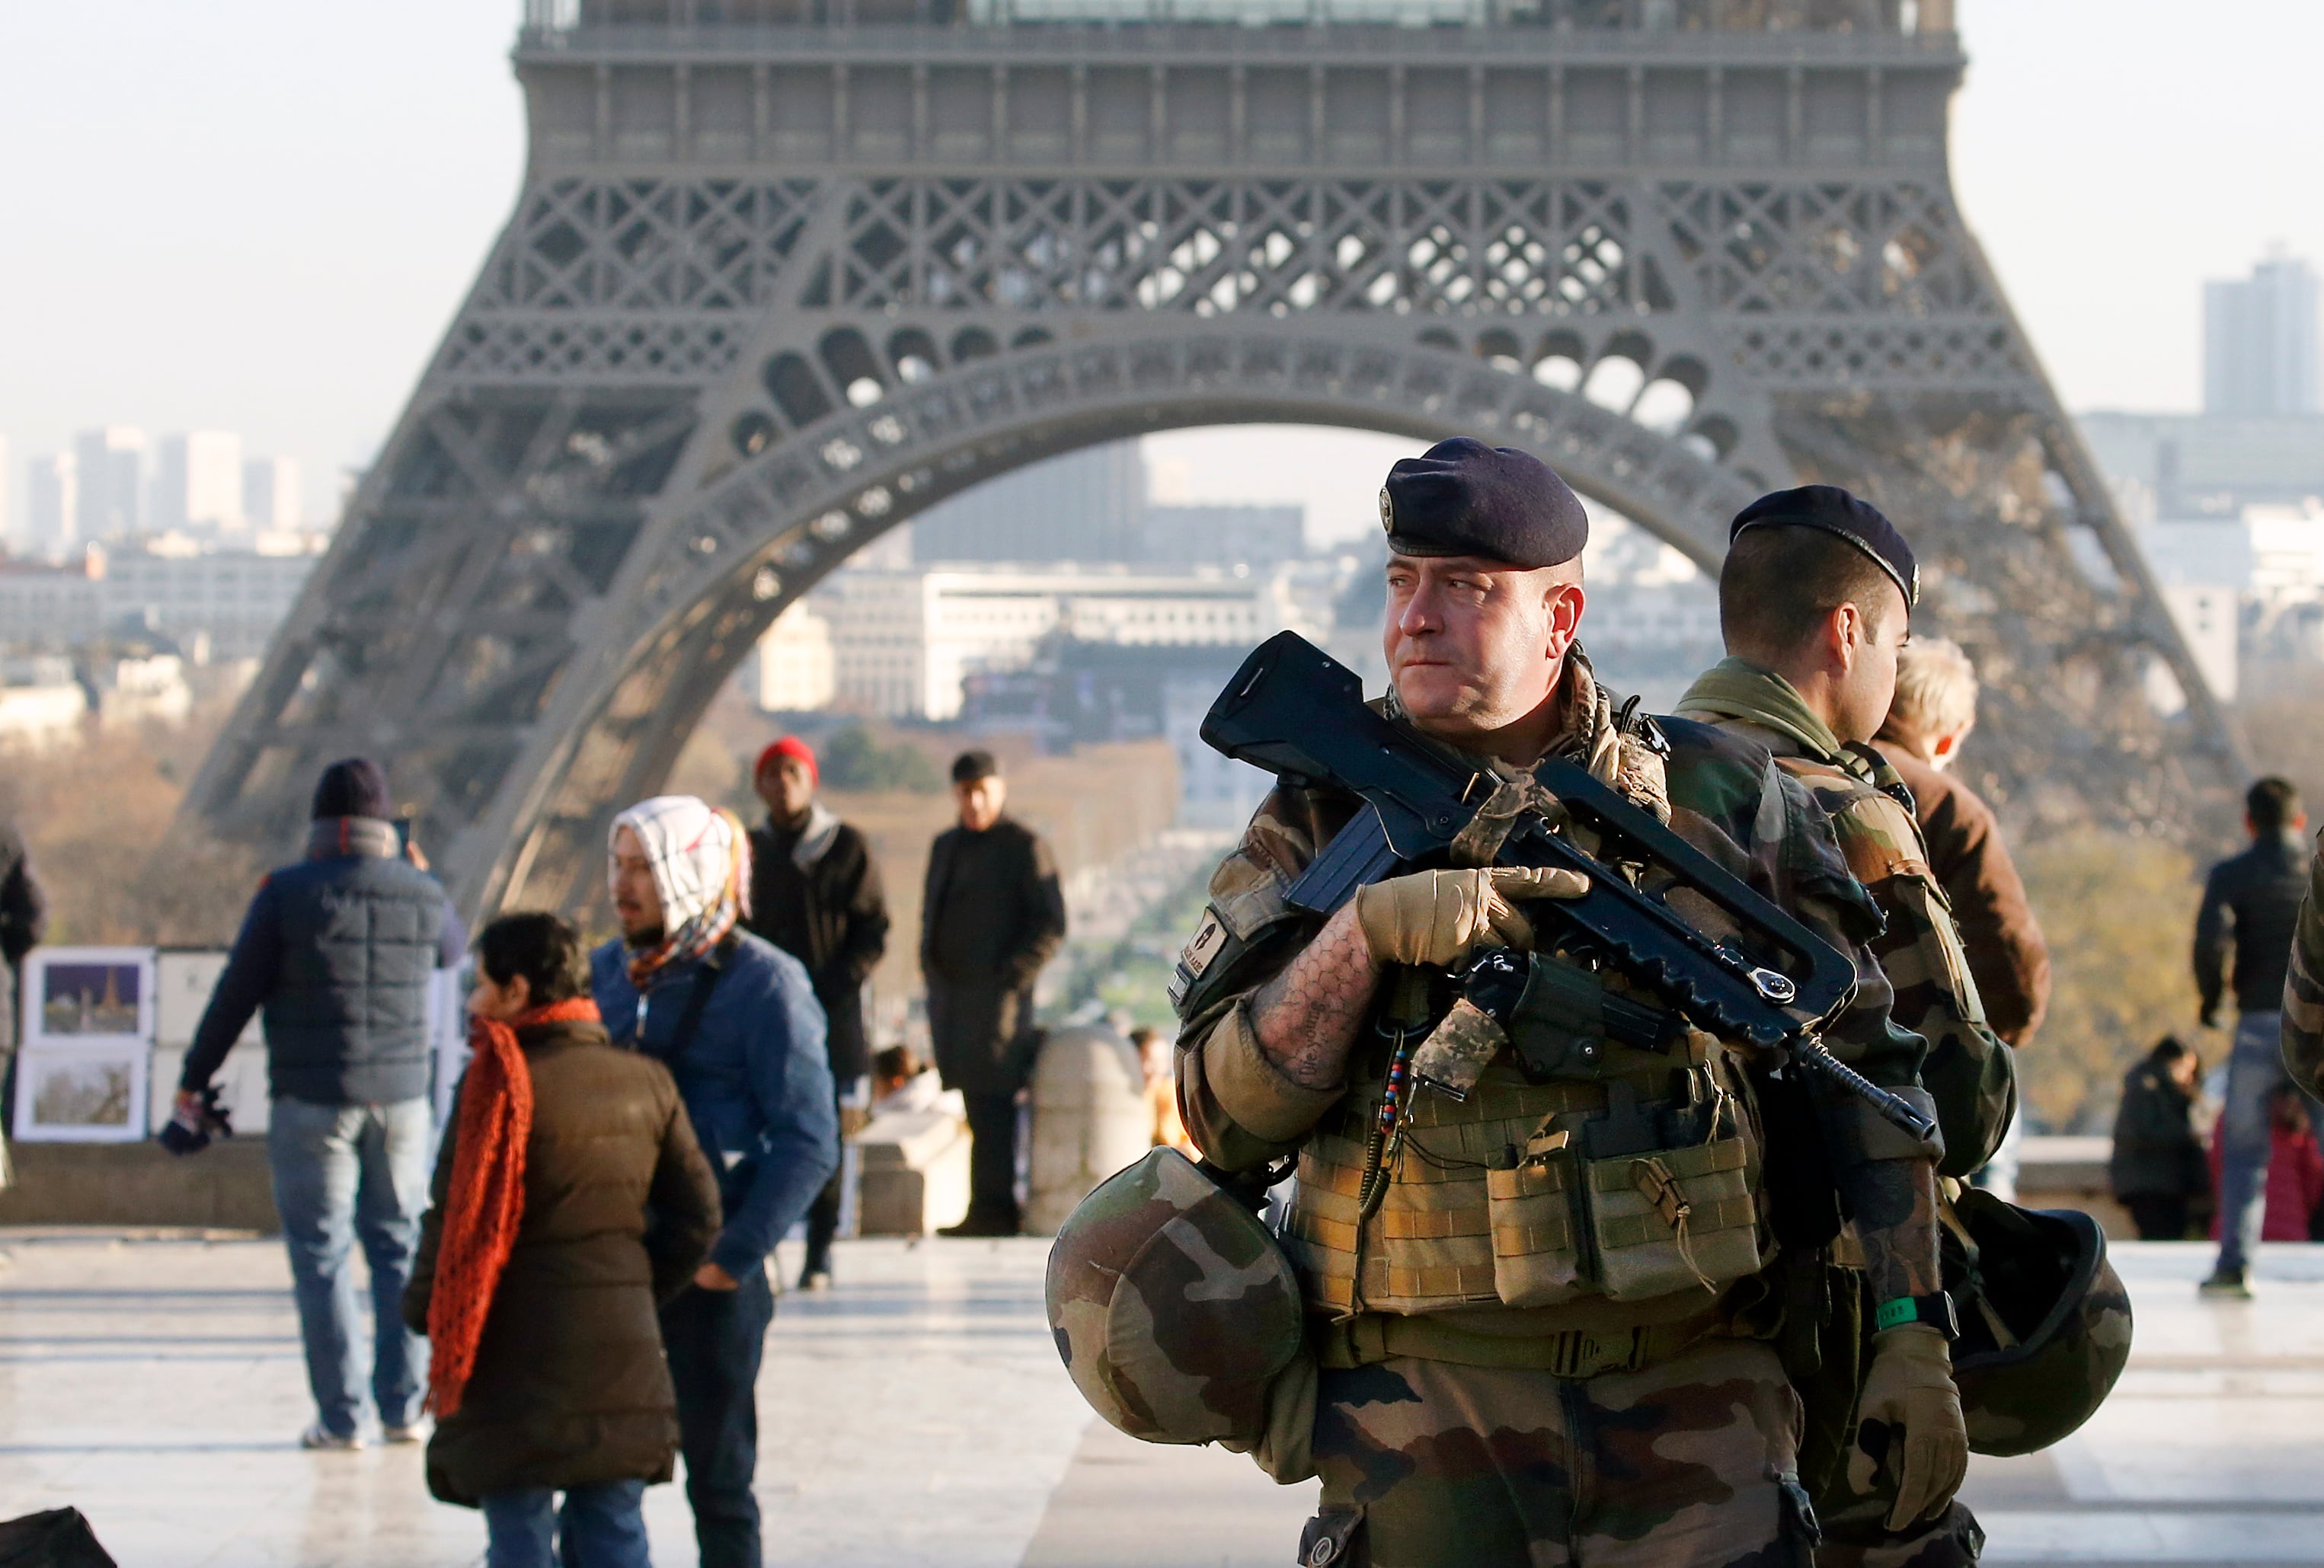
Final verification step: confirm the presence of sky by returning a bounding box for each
[2,1,2319,536]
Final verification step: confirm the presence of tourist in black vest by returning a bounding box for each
[744,735,889,1290]
[178,758,465,1449]
[920,750,1066,1237]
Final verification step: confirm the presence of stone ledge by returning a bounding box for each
[0,1140,278,1233]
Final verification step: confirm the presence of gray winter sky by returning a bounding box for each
[2,1,2317,535]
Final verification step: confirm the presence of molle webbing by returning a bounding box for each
[1287,1071,1654,1316]
[1312,1302,1725,1378]
[1590,1139,1756,1249]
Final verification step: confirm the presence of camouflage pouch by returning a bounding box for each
[1484,1123,1588,1308]
[1584,1109,1765,1303]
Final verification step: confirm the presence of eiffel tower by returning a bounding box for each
[186,0,2242,917]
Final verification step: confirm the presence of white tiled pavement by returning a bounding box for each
[2,1233,2320,1566]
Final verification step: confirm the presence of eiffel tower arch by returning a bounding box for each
[187,0,2244,918]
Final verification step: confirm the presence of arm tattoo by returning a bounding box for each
[1250,904,1383,1091]
[1848,1156,1944,1304]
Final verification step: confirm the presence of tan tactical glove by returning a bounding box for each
[1849,1323,1970,1531]
[1353,866,1587,969]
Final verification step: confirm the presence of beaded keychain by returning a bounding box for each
[1357,1030,1418,1224]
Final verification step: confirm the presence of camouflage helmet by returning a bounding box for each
[1943,1188,2133,1457]
[1045,1147,1305,1446]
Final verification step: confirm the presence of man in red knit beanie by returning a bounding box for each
[743,735,890,1290]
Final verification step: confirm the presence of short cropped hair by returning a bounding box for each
[1718,526,1900,662]
[475,912,592,1006]
[2249,777,2301,834]
[874,1044,922,1081]
[1888,637,1980,741]
[2150,1034,2190,1065]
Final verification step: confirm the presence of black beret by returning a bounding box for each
[1730,484,1918,610]
[951,749,999,785]
[1379,438,1589,570]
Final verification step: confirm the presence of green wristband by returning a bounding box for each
[1875,1293,1959,1338]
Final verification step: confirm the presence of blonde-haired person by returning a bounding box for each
[1873,640,2049,1046]
[1874,637,2052,1196]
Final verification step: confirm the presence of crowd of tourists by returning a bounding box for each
[97,736,1062,1566]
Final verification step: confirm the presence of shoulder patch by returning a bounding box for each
[1179,910,1230,979]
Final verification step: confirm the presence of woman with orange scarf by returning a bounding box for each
[404,912,721,1568]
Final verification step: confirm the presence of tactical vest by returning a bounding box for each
[1282,963,1772,1321]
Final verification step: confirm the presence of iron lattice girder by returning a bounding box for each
[187,40,2240,916]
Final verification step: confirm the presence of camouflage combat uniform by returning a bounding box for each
[1674,658,2005,1568]
[1673,658,2014,1178]
[2280,829,2324,1101]
[1174,652,1939,1568]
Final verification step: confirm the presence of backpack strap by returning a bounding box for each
[665,931,743,1065]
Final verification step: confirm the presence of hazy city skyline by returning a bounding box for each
[3,0,2319,544]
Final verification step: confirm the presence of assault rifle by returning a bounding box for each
[1200,631,1937,1144]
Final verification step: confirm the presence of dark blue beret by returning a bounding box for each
[1379,438,1589,569]
[1730,484,1918,610]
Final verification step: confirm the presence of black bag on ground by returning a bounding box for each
[0,1509,118,1568]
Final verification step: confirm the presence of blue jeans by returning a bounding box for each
[484,1482,651,1568]
[267,1095,432,1437]
[2216,1011,2291,1277]
[655,1268,775,1568]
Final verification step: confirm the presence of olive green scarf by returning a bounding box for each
[1673,656,1846,764]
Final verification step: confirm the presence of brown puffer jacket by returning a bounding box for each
[403,1016,722,1507]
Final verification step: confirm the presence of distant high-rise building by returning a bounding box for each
[153,432,246,534]
[910,443,1145,564]
[73,427,145,541]
[243,455,302,531]
[2205,256,2319,416]
[27,453,78,560]
[1140,503,1306,569]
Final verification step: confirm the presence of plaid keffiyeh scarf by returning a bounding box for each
[610,795,753,992]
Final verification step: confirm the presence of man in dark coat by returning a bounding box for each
[0,817,46,1183]
[405,912,722,1562]
[2195,776,2312,1297]
[920,750,1066,1238]
[746,734,890,1290]
[179,758,465,1449]
[2109,1036,2209,1241]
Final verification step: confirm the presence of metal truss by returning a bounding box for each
[188,37,2242,916]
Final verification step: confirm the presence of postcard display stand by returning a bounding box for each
[14,947,156,1143]
[14,946,468,1146]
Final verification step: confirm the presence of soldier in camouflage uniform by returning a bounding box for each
[1173,441,1965,1568]
[1672,486,2006,1568]
[2279,829,2324,1103]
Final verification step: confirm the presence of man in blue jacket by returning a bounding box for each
[177,758,465,1450]
[592,794,837,1568]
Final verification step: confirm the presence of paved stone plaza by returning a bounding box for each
[2,1231,2320,1567]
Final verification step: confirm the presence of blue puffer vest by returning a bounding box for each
[264,844,448,1105]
